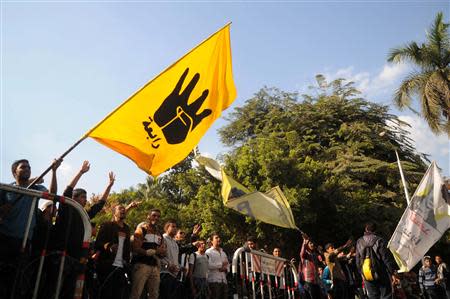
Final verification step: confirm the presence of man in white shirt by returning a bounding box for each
[206,232,229,299]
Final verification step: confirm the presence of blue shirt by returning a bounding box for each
[322,266,333,291]
[419,265,438,290]
[0,182,47,240]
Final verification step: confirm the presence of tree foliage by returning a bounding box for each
[92,76,442,259]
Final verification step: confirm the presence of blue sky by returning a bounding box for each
[1,1,448,197]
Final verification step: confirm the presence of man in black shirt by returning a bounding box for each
[46,161,115,298]
[95,204,131,299]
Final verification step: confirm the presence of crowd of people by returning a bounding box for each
[0,158,449,299]
[297,225,450,299]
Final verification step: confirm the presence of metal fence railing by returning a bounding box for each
[232,247,299,299]
[0,183,92,299]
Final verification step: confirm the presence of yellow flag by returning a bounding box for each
[221,168,250,204]
[196,155,299,229]
[221,169,298,230]
[86,25,236,176]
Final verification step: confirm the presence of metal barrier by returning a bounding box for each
[232,247,299,299]
[0,183,92,299]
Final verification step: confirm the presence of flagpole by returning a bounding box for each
[27,136,88,188]
[395,149,411,206]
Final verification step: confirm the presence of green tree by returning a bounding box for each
[92,76,434,259]
[388,12,450,135]
[219,77,427,253]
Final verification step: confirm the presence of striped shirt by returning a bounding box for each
[300,243,319,284]
[419,265,438,290]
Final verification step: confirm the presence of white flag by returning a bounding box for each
[195,155,223,181]
[388,162,450,272]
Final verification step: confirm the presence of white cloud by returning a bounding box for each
[377,63,409,82]
[323,62,410,98]
[398,115,449,174]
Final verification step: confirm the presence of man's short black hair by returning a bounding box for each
[11,159,29,175]
[246,236,257,243]
[164,219,177,231]
[73,188,87,199]
[365,222,377,233]
[149,208,161,215]
[210,232,220,240]
[324,243,334,250]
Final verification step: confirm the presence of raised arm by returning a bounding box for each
[300,234,309,260]
[63,161,90,198]
[69,161,90,189]
[99,171,115,202]
[49,159,62,194]
[334,239,352,255]
[125,201,142,213]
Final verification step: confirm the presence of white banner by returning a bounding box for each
[251,254,285,277]
[388,161,450,272]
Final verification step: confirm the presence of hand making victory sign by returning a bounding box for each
[153,68,212,144]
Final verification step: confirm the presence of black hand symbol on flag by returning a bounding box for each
[153,68,211,144]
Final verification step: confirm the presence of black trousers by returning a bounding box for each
[160,272,185,299]
[304,282,322,299]
[0,233,30,299]
[97,265,130,299]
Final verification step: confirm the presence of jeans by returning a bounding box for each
[424,286,446,299]
[364,275,392,299]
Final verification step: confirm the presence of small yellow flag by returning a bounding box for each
[221,168,299,230]
[86,24,236,176]
[221,168,250,204]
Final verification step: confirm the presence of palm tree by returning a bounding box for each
[388,12,450,136]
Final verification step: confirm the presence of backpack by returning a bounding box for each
[360,239,381,281]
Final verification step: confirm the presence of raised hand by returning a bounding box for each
[192,223,202,235]
[301,232,309,243]
[80,161,90,174]
[125,201,141,212]
[108,172,116,186]
[153,68,211,144]
[51,158,63,171]
[344,239,353,247]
